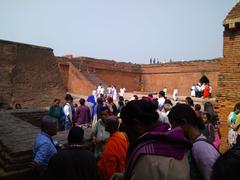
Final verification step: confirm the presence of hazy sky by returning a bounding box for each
[0,0,238,64]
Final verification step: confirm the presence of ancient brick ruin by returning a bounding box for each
[0,2,240,180]
[215,2,240,152]
[58,56,221,97]
[0,40,66,109]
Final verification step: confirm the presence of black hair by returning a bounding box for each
[41,115,57,131]
[53,99,60,103]
[164,99,173,106]
[119,96,124,101]
[185,97,194,106]
[120,100,159,126]
[148,94,153,98]
[65,94,73,101]
[105,116,119,133]
[79,98,85,105]
[203,112,212,123]
[195,104,201,111]
[159,91,165,98]
[97,97,103,104]
[168,103,204,130]
[118,101,124,107]
[204,101,219,125]
[152,98,159,109]
[233,102,240,111]
[100,106,110,113]
[68,126,84,144]
[204,101,214,112]
[15,103,22,109]
[211,146,240,180]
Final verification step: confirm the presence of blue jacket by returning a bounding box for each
[33,131,57,165]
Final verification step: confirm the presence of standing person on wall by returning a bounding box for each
[203,83,210,99]
[173,88,178,101]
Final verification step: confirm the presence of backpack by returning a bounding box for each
[188,150,202,180]
[208,124,221,149]
[188,138,221,180]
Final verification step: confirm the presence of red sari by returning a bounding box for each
[203,84,210,98]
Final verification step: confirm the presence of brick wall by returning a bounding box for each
[216,26,240,152]
[59,56,220,97]
[141,60,220,96]
[58,63,69,90]
[0,40,66,108]
[58,57,142,93]
[67,62,96,95]
[0,42,17,106]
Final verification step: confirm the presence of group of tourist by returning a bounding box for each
[93,83,126,102]
[191,82,212,98]
[32,90,240,180]
[48,94,97,130]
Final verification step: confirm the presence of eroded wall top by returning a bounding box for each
[0,40,66,108]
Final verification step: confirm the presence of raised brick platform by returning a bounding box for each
[0,109,92,180]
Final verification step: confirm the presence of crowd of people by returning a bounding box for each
[191,83,212,98]
[93,83,126,102]
[31,90,240,180]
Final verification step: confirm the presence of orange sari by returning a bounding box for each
[98,132,128,180]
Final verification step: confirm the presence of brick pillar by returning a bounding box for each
[216,25,240,152]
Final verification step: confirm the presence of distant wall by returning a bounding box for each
[141,59,220,96]
[60,57,142,93]
[0,40,66,108]
[58,56,221,99]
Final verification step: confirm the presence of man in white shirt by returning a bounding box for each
[158,91,166,110]
[119,87,126,97]
[112,86,117,101]
[97,84,102,97]
[107,85,112,97]
[191,84,196,97]
[100,86,105,96]
[163,87,167,98]
[173,88,178,101]
[63,94,73,130]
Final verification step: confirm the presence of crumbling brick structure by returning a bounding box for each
[215,2,240,152]
[0,40,66,108]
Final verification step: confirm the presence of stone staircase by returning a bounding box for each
[81,70,108,89]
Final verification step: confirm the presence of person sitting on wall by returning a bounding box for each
[173,88,178,101]
[15,103,22,109]
[203,83,210,99]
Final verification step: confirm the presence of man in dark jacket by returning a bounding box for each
[46,127,98,180]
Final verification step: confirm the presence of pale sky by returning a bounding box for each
[0,0,238,64]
